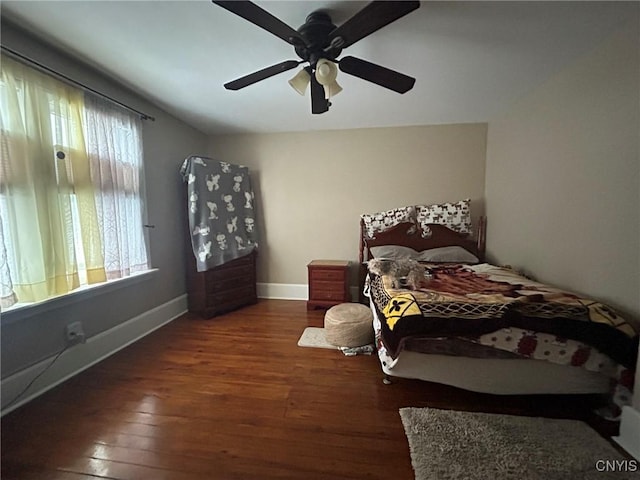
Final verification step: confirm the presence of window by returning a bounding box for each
[0,54,149,310]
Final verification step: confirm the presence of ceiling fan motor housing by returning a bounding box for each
[295,11,342,64]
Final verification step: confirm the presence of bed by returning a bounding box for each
[358,203,638,417]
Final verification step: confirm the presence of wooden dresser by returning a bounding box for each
[307,260,351,310]
[187,250,257,318]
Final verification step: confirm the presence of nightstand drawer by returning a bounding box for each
[312,280,346,292]
[310,269,345,281]
[312,290,347,301]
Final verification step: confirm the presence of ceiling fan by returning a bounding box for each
[212,1,420,114]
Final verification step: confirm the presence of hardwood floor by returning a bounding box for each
[1,299,617,480]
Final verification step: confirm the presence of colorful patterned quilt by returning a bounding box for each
[366,263,639,417]
[367,263,638,369]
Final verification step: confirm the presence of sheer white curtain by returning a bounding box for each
[0,125,15,307]
[1,54,149,309]
[0,211,16,307]
[0,54,106,308]
[83,95,149,279]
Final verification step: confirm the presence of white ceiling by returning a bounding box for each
[1,1,634,135]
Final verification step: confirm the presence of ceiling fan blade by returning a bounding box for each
[339,56,415,94]
[212,1,305,46]
[328,1,420,50]
[310,73,329,114]
[224,60,301,90]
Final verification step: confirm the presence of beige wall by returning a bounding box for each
[485,18,640,411]
[209,123,487,285]
[485,19,639,327]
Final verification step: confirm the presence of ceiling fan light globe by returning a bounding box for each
[318,63,331,78]
[288,69,310,95]
[315,59,338,86]
[323,81,342,99]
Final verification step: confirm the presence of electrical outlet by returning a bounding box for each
[65,321,86,346]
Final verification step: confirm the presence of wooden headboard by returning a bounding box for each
[356,217,486,304]
[358,217,486,264]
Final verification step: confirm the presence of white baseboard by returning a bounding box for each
[257,283,307,300]
[613,406,640,461]
[1,294,187,416]
[257,283,360,303]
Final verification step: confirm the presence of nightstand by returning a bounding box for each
[307,260,351,310]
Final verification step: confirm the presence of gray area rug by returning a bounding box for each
[400,407,638,480]
[297,327,338,350]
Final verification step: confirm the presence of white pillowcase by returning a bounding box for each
[416,246,478,263]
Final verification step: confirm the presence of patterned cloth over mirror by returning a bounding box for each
[180,155,258,272]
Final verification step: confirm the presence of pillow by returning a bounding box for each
[361,206,415,239]
[369,245,419,260]
[416,246,479,263]
[416,199,472,235]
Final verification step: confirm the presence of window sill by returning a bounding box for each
[1,269,159,325]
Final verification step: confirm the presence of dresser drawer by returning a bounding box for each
[206,284,256,306]
[206,264,254,282]
[207,274,255,292]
